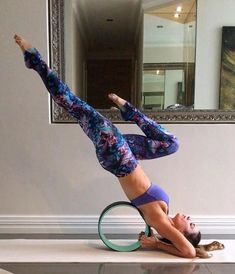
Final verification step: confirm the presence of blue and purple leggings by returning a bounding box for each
[24,48,179,177]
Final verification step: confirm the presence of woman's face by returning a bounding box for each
[171,213,199,234]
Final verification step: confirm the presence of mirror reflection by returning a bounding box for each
[143,0,196,110]
[64,0,196,110]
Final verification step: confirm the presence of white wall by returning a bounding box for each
[144,46,184,63]
[143,14,189,63]
[0,0,235,234]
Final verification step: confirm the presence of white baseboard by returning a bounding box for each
[0,215,234,234]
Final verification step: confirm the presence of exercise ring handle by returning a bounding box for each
[98,201,151,252]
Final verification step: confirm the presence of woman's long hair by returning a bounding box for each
[160,230,201,247]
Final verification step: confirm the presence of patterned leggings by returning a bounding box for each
[24,48,179,177]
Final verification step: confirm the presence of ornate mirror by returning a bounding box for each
[48,0,235,123]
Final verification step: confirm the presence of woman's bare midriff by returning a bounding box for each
[118,164,151,200]
[118,164,168,227]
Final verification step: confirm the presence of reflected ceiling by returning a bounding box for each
[71,0,193,50]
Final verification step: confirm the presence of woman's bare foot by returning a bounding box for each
[108,93,126,108]
[198,241,225,251]
[14,34,32,53]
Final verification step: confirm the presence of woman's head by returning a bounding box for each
[171,213,201,247]
[184,230,201,247]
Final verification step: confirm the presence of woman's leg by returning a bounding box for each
[109,94,179,160]
[15,36,137,177]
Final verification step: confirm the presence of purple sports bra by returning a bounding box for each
[130,183,169,207]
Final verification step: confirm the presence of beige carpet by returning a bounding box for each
[0,239,232,263]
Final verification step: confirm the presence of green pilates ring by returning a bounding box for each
[98,201,151,252]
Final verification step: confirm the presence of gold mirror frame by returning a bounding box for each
[48,0,235,124]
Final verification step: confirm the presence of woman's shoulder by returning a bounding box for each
[139,202,168,227]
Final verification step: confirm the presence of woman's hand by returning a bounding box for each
[138,231,158,249]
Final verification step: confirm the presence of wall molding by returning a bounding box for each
[0,215,234,234]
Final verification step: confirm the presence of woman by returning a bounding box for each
[14,34,201,258]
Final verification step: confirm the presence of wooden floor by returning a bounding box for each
[0,263,235,274]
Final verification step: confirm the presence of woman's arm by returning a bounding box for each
[140,234,195,258]
[157,240,195,258]
[155,219,196,258]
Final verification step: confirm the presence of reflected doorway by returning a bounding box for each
[87,59,133,109]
